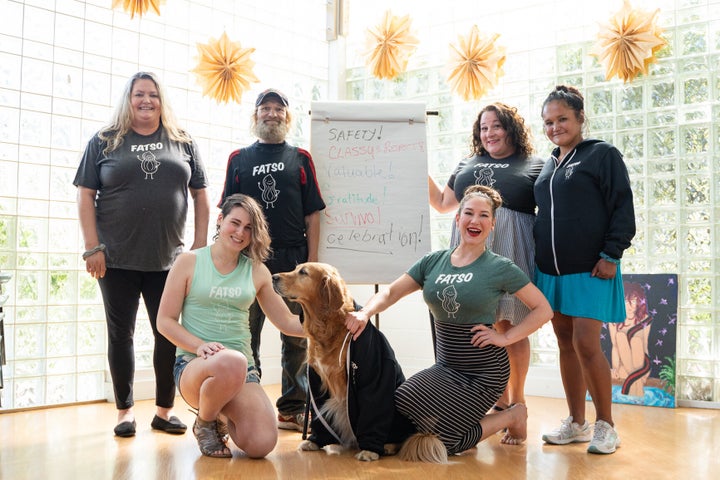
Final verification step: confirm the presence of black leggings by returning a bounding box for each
[98,268,176,410]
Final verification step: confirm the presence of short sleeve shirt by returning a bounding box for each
[73,128,208,270]
[448,153,545,214]
[220,141,326,249]
[407,249,529,325]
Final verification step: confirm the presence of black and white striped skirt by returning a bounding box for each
[395,320,510,454]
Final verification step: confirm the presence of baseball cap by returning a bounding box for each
[255,88,289,107]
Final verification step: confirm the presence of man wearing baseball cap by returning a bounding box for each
[219,88,325,432]
[255,88,289,107]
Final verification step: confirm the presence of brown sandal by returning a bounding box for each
[193,418,232,458]
[216,415,230,443]
[189,408,229,444]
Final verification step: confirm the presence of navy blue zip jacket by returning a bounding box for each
[533,139,635,275]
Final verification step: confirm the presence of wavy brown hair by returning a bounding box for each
[216,194,272,263]
[623,282,649,324]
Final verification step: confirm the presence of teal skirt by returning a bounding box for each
[534,267,626,323]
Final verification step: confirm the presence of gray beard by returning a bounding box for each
[254,121,288,144]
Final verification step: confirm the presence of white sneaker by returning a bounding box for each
[587,420,620,454]
[542,416,593,445]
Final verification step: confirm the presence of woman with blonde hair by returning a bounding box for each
[74,71,210,437]
[428,103,545,441]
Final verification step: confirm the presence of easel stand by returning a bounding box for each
[373,283,380,329]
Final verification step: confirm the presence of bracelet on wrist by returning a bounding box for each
[82,243,106,260]
[599,252,620,265]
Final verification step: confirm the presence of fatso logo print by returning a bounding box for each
[258,174,280,208]
[565,161,579,179]
[434,273,472,318]
[473,166,496,186]
[252,162,285,208]
[437,284,460,319]
[132,142,164,180]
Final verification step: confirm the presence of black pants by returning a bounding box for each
[249,245,309,415]
[98,268,176,410]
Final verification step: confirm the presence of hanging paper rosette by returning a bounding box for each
[111,0,164,18]
[446,25,506,101]
[191,32,260,104]
[591,0,667,82]
[364,10,419,80]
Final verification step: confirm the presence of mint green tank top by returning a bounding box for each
[177,245,256,365]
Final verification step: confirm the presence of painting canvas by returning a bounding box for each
[598,273,678,408]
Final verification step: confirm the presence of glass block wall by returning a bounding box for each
[1,0,718,410]
[0,0,329,409]
[343,0,719,406]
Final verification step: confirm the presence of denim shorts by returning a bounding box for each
[173,354,260,388]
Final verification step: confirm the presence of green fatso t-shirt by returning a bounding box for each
[407,249,529,325]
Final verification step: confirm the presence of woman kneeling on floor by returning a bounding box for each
[346,186,553,462]
[158,194,305,458]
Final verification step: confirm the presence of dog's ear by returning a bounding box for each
[321,272,347,312]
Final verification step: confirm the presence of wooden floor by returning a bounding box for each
[1,384,718,480]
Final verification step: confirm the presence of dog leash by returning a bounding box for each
[303,331,354,446]
[301,317,350,440]
[307,366,345,445]
[339,331,352,367]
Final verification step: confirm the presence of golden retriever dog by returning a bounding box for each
[272,262,417,461]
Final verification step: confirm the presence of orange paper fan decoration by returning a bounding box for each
[364,10,419,80]
[191,32,260,104]
[447,25,506,101]
[591,0,667,82]
[111,0,164,18]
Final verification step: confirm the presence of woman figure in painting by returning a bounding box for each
[609,282,652,398]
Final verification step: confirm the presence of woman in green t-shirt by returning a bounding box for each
[346,186,552,463]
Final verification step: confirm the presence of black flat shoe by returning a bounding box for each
[151,415,187,434]
[114,420,136,437]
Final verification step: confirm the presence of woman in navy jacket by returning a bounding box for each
[534,85,635,455]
